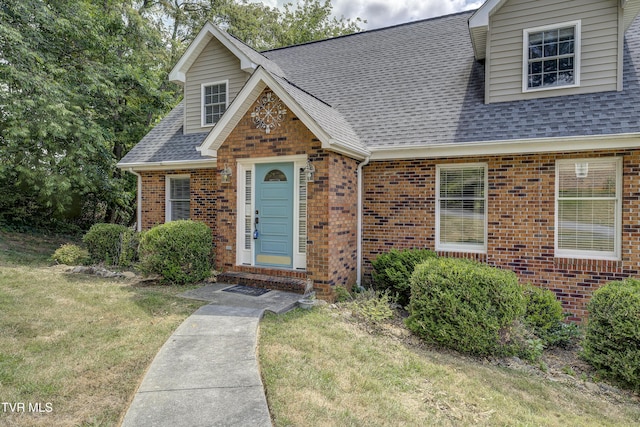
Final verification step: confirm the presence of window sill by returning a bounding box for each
[522,83,579,94]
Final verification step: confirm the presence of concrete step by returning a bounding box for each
[216,271,311,294]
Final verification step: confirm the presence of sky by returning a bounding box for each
[258,0,484,30]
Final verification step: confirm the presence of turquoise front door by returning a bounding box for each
[255,163,294,268]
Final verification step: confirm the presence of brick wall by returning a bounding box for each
[328,153,359,290]
[362,150,640,321]
[139,168,217,231]
[213,88,358,299]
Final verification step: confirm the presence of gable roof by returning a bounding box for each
[121,6,640,169]
[263,10,640,153]
[199,67,368,159]
[469,0,640,60]
[168,22,284,83]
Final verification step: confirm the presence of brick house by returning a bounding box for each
[118,0,640,321]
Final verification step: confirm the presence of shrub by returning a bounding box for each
[51,244,89,266]
[582,279,640,391]
[522,284,578,347]
[118,228,139,267]
[334,285,352,303]
[406,258,526,356]
[371,248,437,306]
[138,220,213,285]
[83,223,129,265]
[348,289,394,324]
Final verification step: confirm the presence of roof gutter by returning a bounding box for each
[356,155,371,291]
[116,159,217,171]
[368,132,640,161]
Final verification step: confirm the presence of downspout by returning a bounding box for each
[356,156,371,291]
[127,168,142,232]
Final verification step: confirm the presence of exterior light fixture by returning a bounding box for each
[575,162,588,178]
[303,159,315,183]
[220,163,232,184]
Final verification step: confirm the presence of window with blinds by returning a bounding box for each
[436,164,487,252]
[555,158,621,259]
[168,177,190,221]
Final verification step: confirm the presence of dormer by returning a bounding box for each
[469,0,640,104]
[169,23,280,135]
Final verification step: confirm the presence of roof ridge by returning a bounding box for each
[261,9,476,53]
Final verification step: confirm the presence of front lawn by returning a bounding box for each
[259,307,640,426]
[0,230,205,426]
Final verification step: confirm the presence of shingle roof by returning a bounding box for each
[269,73,365,155]
[263,11,640,149]
[120,10,640,167]
[118,103,207,165]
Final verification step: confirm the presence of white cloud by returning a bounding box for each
[332,0,484,29]
[251,0,484,30]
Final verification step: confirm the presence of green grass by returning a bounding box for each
[0,231,206,426]
[259,308,640,427]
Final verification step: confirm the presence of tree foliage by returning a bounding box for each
[0,0,362,231]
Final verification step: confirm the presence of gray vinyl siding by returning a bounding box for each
[487,0,619,103]
[184,38,249,134]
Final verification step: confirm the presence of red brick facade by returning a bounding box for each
[138,88,359,300]
[136,87,640,317]
[362,150,640,321]
[139,168,217,231]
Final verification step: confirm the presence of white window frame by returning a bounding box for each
[236,155,308,270]
[165,174,190,222]
[435,163,488,253]
[554,158,622,260]
[201,80,229,127]
[522,20,581,93]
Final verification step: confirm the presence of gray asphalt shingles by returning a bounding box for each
[120,10,640,166]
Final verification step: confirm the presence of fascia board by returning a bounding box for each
[326,138,369,160]
[116,159,217,171]
[169,23,255,83]
[468,0,508,60]
[368,133,640,161]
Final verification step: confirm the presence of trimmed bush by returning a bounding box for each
[51,244,90,266]
[118,228,139,267]
[406,257,526,356]
[138,220,213,285]
[371,248,437,306]
[522,284,578,347]
[582,279,640,391]
[83,223,129,265]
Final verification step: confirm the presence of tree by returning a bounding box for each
[0,0,362,231]
[0,0,177,229]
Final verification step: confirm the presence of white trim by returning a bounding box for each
[201,80,229,128]
[468,0,508,60]
[435,163,488,254]
[522,21,581,93]
[235,155,308,270]
[127,169,142,232]
[116,159,217,171]
[169,22,255,83]
[554,157,622,261]
[198,67,369,160]
[356,156,371,289]
[165,174,191,222]
[368,133,640,161]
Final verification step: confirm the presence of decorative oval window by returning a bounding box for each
[264,169,287,182]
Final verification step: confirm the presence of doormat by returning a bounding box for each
[222,285,271,297]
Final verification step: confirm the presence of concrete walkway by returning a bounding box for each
[120,284,302,427]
